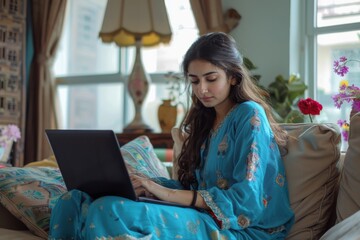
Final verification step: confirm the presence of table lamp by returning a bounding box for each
[99,0,172,133]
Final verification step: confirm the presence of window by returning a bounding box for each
[53,0,197,132]
[304,0,360,149]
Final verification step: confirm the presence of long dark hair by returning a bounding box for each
[177,32,287,189]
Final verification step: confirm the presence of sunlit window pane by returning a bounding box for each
[316,30,360,124]
[317,0,360,27]
[58,83,124,131]
[142,0,198,73]
[53,0,119,76]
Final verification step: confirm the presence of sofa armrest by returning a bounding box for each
[320,210,360,240]
[0,228,44,240]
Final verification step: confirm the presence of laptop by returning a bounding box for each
[45,129,189,208]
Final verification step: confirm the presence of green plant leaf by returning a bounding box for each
[288,74,299,83]
[244,58,308,123]
[271,108,284,123]
[272,101,292,119]
[285,109,305,123]
[244,57,257,70]
[264,74,308,123]
[275,75,286,83]
[288,83,307,103]
[268,81,288,103]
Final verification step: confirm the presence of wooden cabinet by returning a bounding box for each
[116,132,174,149]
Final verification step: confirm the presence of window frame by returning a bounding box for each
[303,0,360,99]
[53,0,196,131]
[55,69,172,129]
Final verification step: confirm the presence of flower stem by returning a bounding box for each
[309,115,313,123]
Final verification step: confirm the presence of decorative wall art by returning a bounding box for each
[0,0,26,166]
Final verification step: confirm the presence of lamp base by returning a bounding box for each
[123,121,153,133]
[123,38,154,134]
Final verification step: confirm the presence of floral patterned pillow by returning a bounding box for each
[0,167,66,238]
[121,135,170,179]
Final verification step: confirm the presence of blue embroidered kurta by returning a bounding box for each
[49,101,294,239]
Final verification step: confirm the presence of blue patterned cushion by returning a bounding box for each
[0,167,66,238]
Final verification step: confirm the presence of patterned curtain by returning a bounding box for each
[25,0,67,164]
[190,0,241,35]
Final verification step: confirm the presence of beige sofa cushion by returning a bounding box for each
[281,123,341,240]
[336,112,360,222]
[171,123,341,240]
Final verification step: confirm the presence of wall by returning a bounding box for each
[222,0,291,87]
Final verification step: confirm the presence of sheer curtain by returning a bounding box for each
[25,0,67,164]
[190,0,241,35]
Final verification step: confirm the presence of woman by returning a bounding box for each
[49,32,294,239]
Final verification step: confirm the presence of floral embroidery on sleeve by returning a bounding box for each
[246,143,260,181]
[263,194,272,207]
[250,109,261,131]
[198,190,230,230]
[237,214,250,228]
[217,135,228,157]
[276,174,285,187]
[216,135,229,189]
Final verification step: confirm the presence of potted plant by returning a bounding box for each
[244,58,308,123]
[157,72,186,133]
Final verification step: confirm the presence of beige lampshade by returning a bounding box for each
[99,0,172,47]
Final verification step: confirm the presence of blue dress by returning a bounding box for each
[49,101,294,239]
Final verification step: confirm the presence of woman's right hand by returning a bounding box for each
[130,175,157,199]
[130,174,208,209]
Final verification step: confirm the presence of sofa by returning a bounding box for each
[0,112,360,239]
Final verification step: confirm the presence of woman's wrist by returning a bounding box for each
[190,190,198,207]
[146,182,207,209]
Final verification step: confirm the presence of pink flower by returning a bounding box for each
[353,99,360,112]
[333,56,348,77]
[332,80,360,111]
[340,56,347,62]
[0,125,21,148]
[2,125,21,142]
[333,56,359,77]
[333,56,360,142]
[337,119,349,142]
